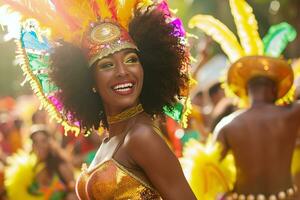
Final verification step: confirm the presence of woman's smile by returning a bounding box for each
[111,80,136,95]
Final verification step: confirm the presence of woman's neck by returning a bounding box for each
[107,112,146,138]
[105,104,145,138]
[104,102,140,116]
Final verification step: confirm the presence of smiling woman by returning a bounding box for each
[50,9,196,200]
[1,0,196,199]
[50,8,195,200]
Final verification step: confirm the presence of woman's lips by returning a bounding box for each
[112,81,135,95]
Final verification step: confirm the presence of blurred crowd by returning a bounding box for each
[0,96,104,200]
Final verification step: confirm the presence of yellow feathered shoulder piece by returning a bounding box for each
[5,150,44,200]
[180,138,236,200]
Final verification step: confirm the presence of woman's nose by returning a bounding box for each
[115,62,128,77]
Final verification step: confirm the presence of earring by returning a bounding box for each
[92,87,97,93]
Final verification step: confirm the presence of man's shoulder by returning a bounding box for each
[213,109,245,134]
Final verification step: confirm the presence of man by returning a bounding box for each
[214,56,300,200]
[186,1,299,198]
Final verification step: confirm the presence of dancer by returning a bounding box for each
[0,0,196,199]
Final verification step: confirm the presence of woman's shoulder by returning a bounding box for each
[123,120,174,167]
[127,122,160,142]
[124,120,167,151]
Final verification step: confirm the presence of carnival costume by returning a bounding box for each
[181,0,298,199]
[76,128,162,200]
[0,0,191,199]
[0,0,191,136]
[5,150,67,200]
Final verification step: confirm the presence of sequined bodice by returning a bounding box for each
[76,159,161,200]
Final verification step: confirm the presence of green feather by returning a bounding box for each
[263,22,297,57]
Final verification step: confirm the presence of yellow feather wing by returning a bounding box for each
[229,0,263,55]
[5,151,44,200]
[189,14,244,63]
[181,139,236,200]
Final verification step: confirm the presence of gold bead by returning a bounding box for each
[226,196,233,200]
[247,194,255,200]
[277,191,286,199]
[294,185,298,192]
[287,188,294,196]
[81,163,88,172]
[238,194,246,200]
[232,193,238,199]
[257,194,266,200]
[268,195,277,200]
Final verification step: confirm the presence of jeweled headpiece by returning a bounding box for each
[189,0,297,106]
[82,21,138,67]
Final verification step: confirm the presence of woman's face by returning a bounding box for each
[32,132,50,161]
[92,49,144,114]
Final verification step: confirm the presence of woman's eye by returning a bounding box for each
[99,62,114,70]
[125,56,139,64]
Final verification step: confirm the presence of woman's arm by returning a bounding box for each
[126,124,197,200]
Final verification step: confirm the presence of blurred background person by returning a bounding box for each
[5,124,77,200]
[208,82,236,132]
[72,130,103,169]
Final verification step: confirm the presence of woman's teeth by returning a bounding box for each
[113,83,134,92]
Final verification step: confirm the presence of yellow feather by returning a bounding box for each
[50,0,97,44]
[181,139,236,200]
[229,0,264,55]
[5,150,44,200]
[276,85,295,105]
[95,0,112,19]
[137,0,153,10]
[116,0,138,28]
[189,15,244,63]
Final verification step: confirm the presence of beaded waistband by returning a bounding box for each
[225,185,298,200]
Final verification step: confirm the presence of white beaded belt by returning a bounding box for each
[225,185,298,200]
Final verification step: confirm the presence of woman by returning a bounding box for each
[54,12,195,200]
[1,0,196,199]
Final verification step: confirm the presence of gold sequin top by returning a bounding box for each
[76,159,162,200]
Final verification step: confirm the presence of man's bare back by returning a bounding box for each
[216,103,300,196]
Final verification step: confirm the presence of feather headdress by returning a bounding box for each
[0,0,191,135]
[0,0,154,135]
[189,0,297,106]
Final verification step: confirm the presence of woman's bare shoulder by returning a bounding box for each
[125,122,164,147]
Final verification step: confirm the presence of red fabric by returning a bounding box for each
[166,116,182,157]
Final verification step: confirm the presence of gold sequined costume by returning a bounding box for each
[76,159,161,200]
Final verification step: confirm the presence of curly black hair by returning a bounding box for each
[49,42,104,130]
[129,9,189,115]
[49,8,189,131]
